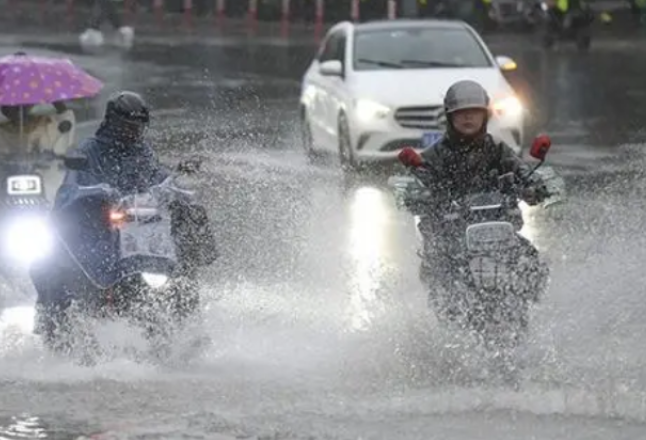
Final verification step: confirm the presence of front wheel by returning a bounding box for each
[300,110,317,161]
[37,299,103,364]
[141,275,200,333]
[337,114,357,172]
[477,297,529,351]
[142,275,203,360]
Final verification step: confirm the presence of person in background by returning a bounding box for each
[0,102,75,157]
[0,102,76,203]
[79,0,135,50]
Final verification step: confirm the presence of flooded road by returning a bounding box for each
[1,34,646,439]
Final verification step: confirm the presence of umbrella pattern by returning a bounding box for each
[0,52,104,106]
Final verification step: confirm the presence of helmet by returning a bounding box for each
[443,80,490,115]
[103,91,150,144]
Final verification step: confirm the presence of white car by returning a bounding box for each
[300,19,525,168]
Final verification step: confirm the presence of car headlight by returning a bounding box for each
[355,99,390,122]
[4,217,54,265]
[492,96,523,119]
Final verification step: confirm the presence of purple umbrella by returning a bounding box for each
[0,52,103,106]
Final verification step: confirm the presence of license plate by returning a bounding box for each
[7,175,42,195]
[421,131,443,148]
[119,220,176,260]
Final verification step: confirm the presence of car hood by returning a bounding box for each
[349,68,513,107]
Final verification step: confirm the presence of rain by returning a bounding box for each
[1,0,646,438]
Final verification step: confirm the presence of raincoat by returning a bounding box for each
[417,133,537,215]
[32,126,217,314]
[54,124,169,211]
[412,133,548,297]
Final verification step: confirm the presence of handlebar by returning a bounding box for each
[399,164,557,213]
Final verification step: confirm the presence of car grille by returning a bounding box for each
[394,106,446,130]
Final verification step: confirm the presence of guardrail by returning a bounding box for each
[7,0,400,38]
[5,0,631,41]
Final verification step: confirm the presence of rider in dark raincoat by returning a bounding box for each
[54,91,168,208]
[31,91,216,336]
[407,80,549,303]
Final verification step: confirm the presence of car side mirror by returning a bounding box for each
[319,60,343,77]
[495,55,517,72]
[63,154,89,171]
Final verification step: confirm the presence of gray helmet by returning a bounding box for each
[443,80,490,115]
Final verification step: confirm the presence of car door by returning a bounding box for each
[314,29,348,152]
[322,31,349,151]
[303,31,337,149]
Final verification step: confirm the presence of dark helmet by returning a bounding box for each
[103,91,150,144]
[443,80,490,115]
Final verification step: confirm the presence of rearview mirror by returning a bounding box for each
[63,155,89,171]
[398,147,424,168]
[530,134,552,161]
[319,60,343,77]
[495,55,517,72]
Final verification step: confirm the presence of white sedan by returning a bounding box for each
[299,19,525,168]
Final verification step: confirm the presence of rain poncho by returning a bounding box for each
[417,133,537,216]
[54,124,169,211]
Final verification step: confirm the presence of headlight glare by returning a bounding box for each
[4,217,54,265]
[492,96,523,118]
[355,99,390,122]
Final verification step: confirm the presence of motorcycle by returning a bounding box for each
[32,155,216,358]
[538,0,594,51]
[388,135,566,351]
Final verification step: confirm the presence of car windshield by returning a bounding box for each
[353,27,492,71]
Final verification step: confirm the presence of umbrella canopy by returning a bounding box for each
[0,52,103,106]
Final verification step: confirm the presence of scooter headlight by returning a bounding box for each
[142,272,169,289]
[4,217,54,264]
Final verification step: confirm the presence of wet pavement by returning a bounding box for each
[1,32,646,439]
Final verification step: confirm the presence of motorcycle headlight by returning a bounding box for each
[492,96,523,119]
[142,272,169,289]
[4,217,54,264]
[354,99,391,123]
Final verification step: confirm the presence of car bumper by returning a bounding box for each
[352,121,524,163]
